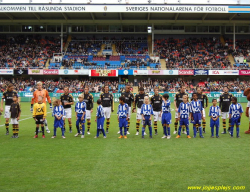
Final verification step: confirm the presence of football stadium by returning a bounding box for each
[0,0,250,191]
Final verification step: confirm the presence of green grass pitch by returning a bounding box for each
[0,102,249,192]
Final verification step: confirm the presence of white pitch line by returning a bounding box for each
[0,112,52,127]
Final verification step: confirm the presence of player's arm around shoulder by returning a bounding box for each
[0,92,5,111]
[100,92,103,99]
[69,94,74,105]
[33,103,37,119]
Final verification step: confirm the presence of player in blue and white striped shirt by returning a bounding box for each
[95,99,106,138]
[209,99,221,138]
[229,97,243,138]
[52,99,66,139]
[141,96,154,139]
[176,95,192,139]
[75,94,86,138]
[161,94,172,139]
[117,96,129,139]
[190,93,204,138]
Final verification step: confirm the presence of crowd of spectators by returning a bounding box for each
[138,79,250,93]
[0,78,120,93]
[115,41,148,55]
[66,41,101,56]
[0,35,61,69]
[1,78,249,94]
[0,35,249,70]
[154,37,233,69]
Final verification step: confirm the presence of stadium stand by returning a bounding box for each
[0,35,62,69]
[1,34,249,70]
[154,36,235,69]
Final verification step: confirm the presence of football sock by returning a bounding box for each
[124,128,127,136]
[5,120,9,132]
[154,122,157,133]
[174,122,178,131]
[223,122,226,132]
[163,126,167,136]
[211,126,214,136]
[106,119,110,131]
[102,129,106,137]
[76,123,80,133]
[230,126,234,136]
[142,127,145,136]
[82,124,85,135]
[136,120,140,132]
[127,119,130,131]
[202,121,206,132]
[186,126,190,136]
[178,126,182,135]
[199,127,203,137]
[193,125,197,137]
[87,119,91,132]
[120,127,123,136]
[236,127,239,137]
[167,127,170,136]
[41,126,45,135]
[54,128,57,136]
[16,126,19,136]
[149,126,152,136]
[216,126,219,136]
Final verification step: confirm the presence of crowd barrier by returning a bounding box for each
[1,69,250,76]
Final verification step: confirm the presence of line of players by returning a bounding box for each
[1,82,250,138]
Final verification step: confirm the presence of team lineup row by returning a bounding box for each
[1,83,250,139]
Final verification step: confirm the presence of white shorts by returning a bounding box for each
[103,107,111,119]
[175,111,179,119]
[10,118,19,125]
[221,112,229,120]
[64,108,72,119]
[202,109,206,118]
[128,107,131,119]
[136,108,142,120]
[153,111,161,122]
[86,110,91,119]
[249,108,250,121]
[4,106,11,118]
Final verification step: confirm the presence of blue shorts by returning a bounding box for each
[54,119,64,128]
[180,118,189,126]
[97,117,105,129]
[161,112,172,125]
[119,118,127,128]
[191,113,202,124]
[77,114,86,124]
[210,118,219,128]
[143,115,152,126]
[231,117,240,126]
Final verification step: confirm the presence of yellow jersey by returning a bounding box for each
[33,102,47,118]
